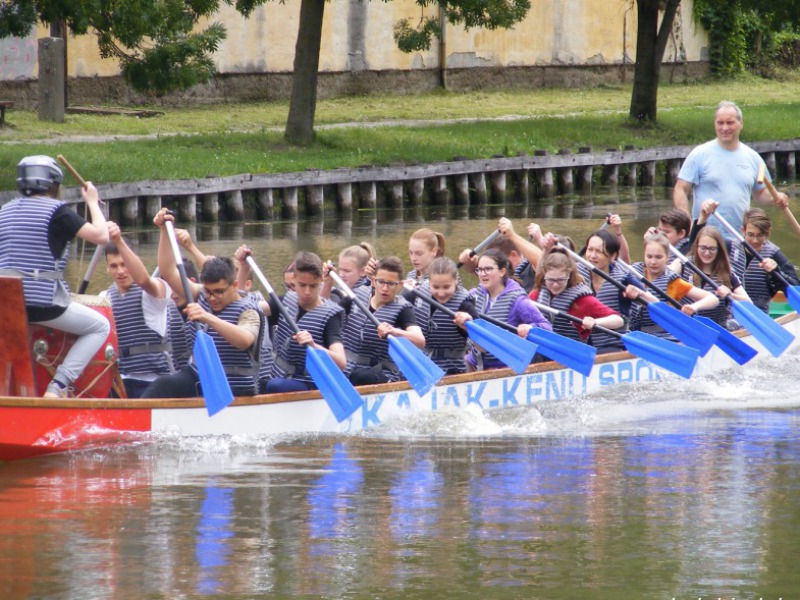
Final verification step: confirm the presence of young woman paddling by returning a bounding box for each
[670,225,751,330]
[322,242,377,304]
[458,249,550,371]
[528,249,624,348]
[342,256,425,385]
[407,228,445,286]
[576,229,644,353]
[627,233,719,339]
[413,257,479,375]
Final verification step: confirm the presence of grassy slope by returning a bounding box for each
[2,76,800,190]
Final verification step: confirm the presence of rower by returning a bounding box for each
[142,209,264,398]
[0,155,110,398]
[101,223,174,398]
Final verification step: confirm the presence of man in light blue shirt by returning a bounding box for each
[673,101,788,238]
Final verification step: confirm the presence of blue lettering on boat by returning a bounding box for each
[444,386,460,407]
[526,373,543,403]
[502,377,521,406]
[396,391,411,409]
[466,382,486,408]
[545,371,565,400]
[362,395,384,427]
[635,360,659,381]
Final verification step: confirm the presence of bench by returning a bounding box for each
[0,101,14,126]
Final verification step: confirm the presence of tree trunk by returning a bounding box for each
[629,0,681,122]
[50,19,68,108]
[284,0,325,145]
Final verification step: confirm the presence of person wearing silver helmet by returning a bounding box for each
[0,155,110,398]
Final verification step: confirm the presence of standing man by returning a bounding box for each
[0,155,110,398]
[103,222,174,398]
[673,100,788,238]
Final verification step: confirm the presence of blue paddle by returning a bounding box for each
[531,301,699,379]
[245,257,362,422]
[669,243,791,359]
[613,258,720,356]
[715,213,800,314]
[329,271,444,397]
[563,246,719,357]
[404,283,541,375]
[164,221,234,416]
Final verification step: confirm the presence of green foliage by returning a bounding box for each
[771,31,800,68]
[693,0,800,76]
[394,0,530,53]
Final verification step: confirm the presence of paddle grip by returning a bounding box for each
[245,256,301,335]
[456,229,501,269]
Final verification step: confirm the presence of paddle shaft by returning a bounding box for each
[245,256,302,335]
[407,284,516,334]
[456,229,501,269]
[56,155,87,188]
[758,165,800,237]
[668,244,724,293]
[561,244,650,308]
[715,213,795,288]
[329,270,384,330]
[59,155,106,294]
[530,300,622,339]
[165,221,199,324]
[616,258,684,310]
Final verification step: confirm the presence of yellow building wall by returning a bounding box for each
[1,0,707,80]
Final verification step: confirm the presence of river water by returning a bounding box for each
[3,186,800,598]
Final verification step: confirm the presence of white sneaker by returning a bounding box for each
[44,381,68,399]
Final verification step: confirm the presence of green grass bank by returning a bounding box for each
[2,76,800,192]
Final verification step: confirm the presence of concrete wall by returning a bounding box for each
[0,0,709,107]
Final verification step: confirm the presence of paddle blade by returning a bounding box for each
[194,330,235,416]
[731,300,795,358]
[305,348,363,422]
[466,320,538,375]
[388,336,445,397]
[647,302,719,356]
[621,331,699,379]
[695,316,758,365]
[524,326,596,377]
[785,286,800,313]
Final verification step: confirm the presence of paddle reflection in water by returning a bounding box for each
[196,484,234,595]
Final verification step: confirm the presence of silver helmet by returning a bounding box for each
[16,155,64,197]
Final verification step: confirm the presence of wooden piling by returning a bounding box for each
[556,149,574,194]
[305,185,323,216]
[641,161,656,186]
[144,195,162,223]
[763,152,776,178]
[601,149,619,186]
[454,173,470,205]
[282,187,298,219]
[122,197,139,226]
[434,176,450,205]
[337,183,353,211]
[201,193,219,222]
[533,150,554,197]
[387,181,404,208]
[256,189,273,220]
[514,169,529,200]
[491,171,507,202]
[408,179,425,205]
[576,147,593,191]
[470,172,488,204]
[225,190,244,221]
[359,181,377,209]
[778,151,796,181]
[665,159,682,187]
[178,194,197,222]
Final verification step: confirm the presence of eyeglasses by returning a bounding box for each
[474,267,498,275]
[374,279,400,288]
[203,284,231,298]
[544,277,569,285]
[697,245,718,254]
[745,231,767,241]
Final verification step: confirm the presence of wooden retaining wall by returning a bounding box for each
[2,141,799,225]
